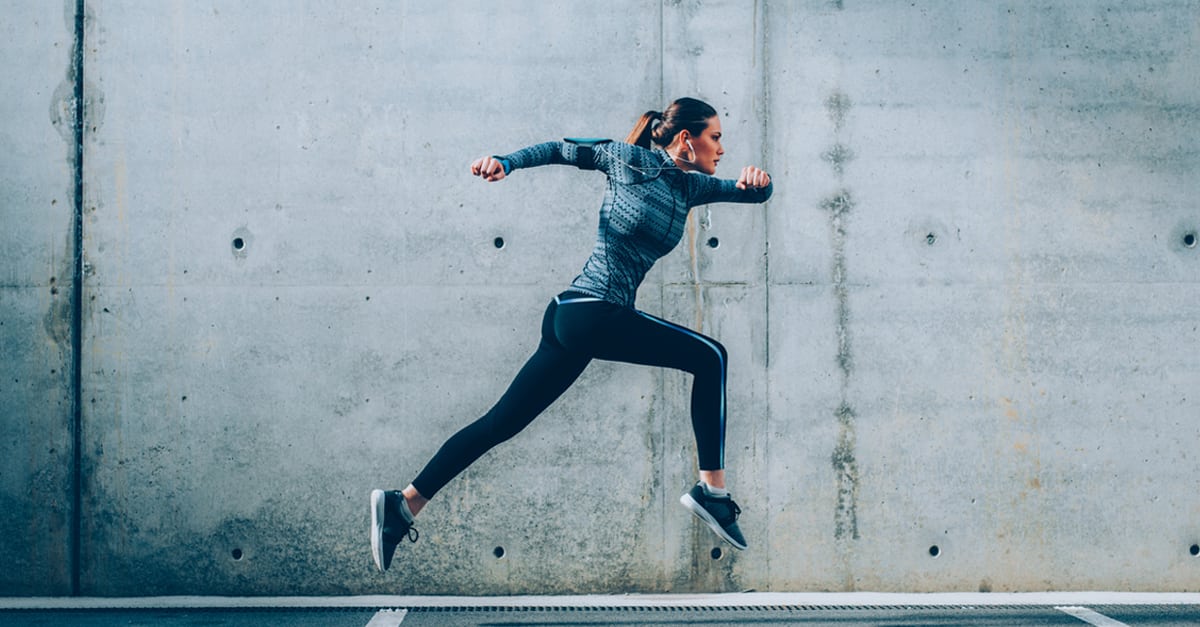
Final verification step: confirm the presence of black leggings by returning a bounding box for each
[411,292,729,499]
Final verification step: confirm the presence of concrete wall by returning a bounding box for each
[2,0,1198,595]
[1,1,79,595]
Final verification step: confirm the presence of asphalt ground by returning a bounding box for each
[3,594,1200,626]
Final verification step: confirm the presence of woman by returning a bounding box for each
[371,97,773,572]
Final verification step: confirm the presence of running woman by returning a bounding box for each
[371,97,773,572]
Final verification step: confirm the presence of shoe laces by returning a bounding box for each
[708,493,741,522]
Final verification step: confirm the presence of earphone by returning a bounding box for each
[677,138,696,164]
[586,139,706,176]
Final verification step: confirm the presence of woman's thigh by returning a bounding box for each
[555,302,726,374]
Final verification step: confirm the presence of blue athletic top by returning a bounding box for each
[498,140,773,307]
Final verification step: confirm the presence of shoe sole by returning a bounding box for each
[680,493,748,550]
[370,489,387,572]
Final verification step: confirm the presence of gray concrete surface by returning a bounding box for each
[2,0,1198,596]
[0,1,80,595]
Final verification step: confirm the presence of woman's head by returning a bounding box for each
[626,97,724,174]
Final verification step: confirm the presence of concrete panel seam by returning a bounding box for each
[69,0,86,598]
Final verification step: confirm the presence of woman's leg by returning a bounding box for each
[555,303,729,473]
[408,300,590,505]
[556,303,746,548]
[374,298,592,571]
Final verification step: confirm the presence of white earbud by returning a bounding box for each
[676,138,696,164]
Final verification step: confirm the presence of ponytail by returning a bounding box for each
[625,98,717,150]
[625,110,662,148]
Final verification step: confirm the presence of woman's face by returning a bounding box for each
[673,116,724,175]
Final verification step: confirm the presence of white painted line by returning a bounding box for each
[1056,606,1130,626]
[365,608,406,626]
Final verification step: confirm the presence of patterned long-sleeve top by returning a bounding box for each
[498,140,773,307]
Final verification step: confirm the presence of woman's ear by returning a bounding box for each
[673,129,693,155]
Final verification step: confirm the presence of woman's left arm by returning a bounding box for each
[688,166,774,206]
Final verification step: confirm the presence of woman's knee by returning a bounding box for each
[684,338,726,381]
[706,338,728,374]
[714,339,728,366]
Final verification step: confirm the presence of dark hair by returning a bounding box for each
[625,97,718,149]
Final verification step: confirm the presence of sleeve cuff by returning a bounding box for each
[491,156,513,175]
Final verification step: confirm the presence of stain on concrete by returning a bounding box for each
[834,313,852,379]
[44,273,72,348]
[821,189,855,220]
[832,402,860,540]
[49,61,104,144]
[822,88,859,548]
[822,190,855,379]
[0,468,71,594]
[827,190,858,540]
[822,144,855,176]
[49,77,76,144]
[825,91,852,133]
[81,482,356,595]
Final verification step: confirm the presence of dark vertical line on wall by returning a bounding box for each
[758,0,770,370]
[70,0,86,597]
[656,0,668,582]
[756,0,773,584]
[658,0,665,105]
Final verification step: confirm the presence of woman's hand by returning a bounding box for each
[736,165,770,190]
[470,156,507,182]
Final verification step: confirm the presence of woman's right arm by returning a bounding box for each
[471,140,635,182]
[471,141,567,183]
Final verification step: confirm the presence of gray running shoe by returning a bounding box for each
[680,482,747,550]
[370,489,418,572]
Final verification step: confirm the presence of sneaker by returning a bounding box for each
[680,482,747,550]
[370,489,418,572]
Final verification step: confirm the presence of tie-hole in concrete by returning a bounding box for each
[710,547,723,560]
[231,228,252,258]
[706,237,720,249]
[231,548,243,561]
[906,219,949,251]
[493,546,506,559]
[494,237,505,249]
[929,545,941,558]
[1190,544,1199,557]
[1185,233,1197,249]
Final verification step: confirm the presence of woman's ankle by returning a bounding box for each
[401,485,428,517]
[699,469,726,490]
